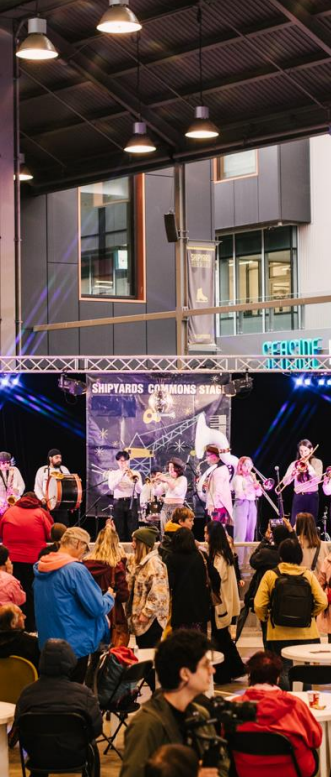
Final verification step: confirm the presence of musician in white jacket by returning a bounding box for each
[34,449,71,525]
[197,445,233,532]
[0,451,25,515]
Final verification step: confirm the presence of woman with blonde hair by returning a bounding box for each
[84,520,129,644]
[127,526,169,648]
[232,456,262,542]
[295,512,329,576]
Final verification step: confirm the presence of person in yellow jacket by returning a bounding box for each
[254,537,327,689]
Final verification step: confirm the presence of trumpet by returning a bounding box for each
[251,466,275,492]
[125,468,139,483]
[7,494,19,506]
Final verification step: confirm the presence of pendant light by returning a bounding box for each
[124,34,156,154]
[16,17,58,61]
[185,5,219,140]
[97,0,141,34]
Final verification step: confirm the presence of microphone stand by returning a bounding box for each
[130,478,137,511]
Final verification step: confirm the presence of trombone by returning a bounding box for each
[251,466,275,492]
[275,443,320,494]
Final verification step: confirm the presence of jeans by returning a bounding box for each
[266,638,320,690]
[233,499,257,542]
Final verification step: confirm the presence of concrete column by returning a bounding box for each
[0,25,16,356]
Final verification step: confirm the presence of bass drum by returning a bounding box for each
[46,474,82,511]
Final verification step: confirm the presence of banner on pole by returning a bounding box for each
[187,242,216,346]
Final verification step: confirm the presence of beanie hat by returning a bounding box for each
[39,639,77,677]
[48,448,61,460]
[205,445,219,457]
[60,527,91,549]
[133,526,159,548]
[0,452,11,463]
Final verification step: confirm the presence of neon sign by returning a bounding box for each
[262,337,323,369]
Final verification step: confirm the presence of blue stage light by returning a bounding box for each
[327,379,331,386]
[318,378,326,386]
[12,376,20,386]
[304,378,311,386]
[295,377,303,387]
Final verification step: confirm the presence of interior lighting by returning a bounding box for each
[16,18,58,60]
[124,121,156,153]
[295,377,303,386]
[185,6,219,140]
[327,379,331,386]
[318,378,326,386]
[97,0,141,34]
[304,378,311,386]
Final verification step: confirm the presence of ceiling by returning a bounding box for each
[2,0,331,193]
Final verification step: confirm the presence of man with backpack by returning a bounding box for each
[254,538,327,690]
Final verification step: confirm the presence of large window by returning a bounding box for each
[218,226,298,335]
[216,149,258,181]
[79,176,145,300]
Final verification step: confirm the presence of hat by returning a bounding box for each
[39,639,77,677]
[169,457,185,469]
[0,452,11,463]
[133,526,159,548]
[205,445,220,457]
[60,527,91,549]
[48,448,61,460]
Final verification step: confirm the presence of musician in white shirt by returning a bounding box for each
[108,450,142,541]
[197,445,233,533]
[282,439,322,525]
[154,458,187,535]
[34,448,70,525]
[0,451,25,515]
[232,456,262,542]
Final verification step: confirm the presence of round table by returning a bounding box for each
[290,691,331,777]
[281,644,331,664]
[0,702,15,777]
[137,648,224,698]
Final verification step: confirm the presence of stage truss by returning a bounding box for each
[0,355,330,373]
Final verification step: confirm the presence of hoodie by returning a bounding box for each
[83,558,129,627]
[234,687,322,777]
[33,553,114,658]
[0,499,53,563]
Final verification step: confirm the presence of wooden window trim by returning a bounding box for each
[213,151,258,183]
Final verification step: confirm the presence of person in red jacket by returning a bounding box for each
[232,650,321,777]
[0,491,53,630]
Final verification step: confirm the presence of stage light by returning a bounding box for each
[327,379,331,386]
[304,378,311,386]
[318,378,326,386]
[12,376,20,386]
[0,376,9,387]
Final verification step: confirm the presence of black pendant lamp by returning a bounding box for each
[124,34,156,154]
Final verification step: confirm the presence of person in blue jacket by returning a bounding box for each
[33,526,114,682]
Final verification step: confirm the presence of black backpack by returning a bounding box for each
[270,567,314,628]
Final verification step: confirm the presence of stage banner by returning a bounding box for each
[187,241,216,346]
[86,374,230,515]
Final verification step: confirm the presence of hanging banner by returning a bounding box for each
[86,373,230,515]
[187,241,216,346]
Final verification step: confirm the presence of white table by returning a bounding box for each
[0,702,15,777]
[290,691,331,777]
[282,644,331,664]
[137,647,224,698]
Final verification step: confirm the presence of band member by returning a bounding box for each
[34,449,71,526]
[0,451,25,515]
[197,445,233,532]
[140,471,158,510]
[108,450,142,542]
[282,439,323,525]
[232,457,262,542]
[154,458,187,536]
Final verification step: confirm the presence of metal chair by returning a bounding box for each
[97,658,153,758]
[17,711,98,777]
[0,655,37,703]
[227,730,317,777]
[289,663,331,689]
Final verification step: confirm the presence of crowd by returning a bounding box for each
[1,491,331,777]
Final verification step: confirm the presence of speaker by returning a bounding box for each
[164,212,179,243]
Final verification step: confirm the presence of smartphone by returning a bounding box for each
[270,519,284,528]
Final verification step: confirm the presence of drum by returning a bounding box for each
[146,497,163,516]
[46,474,82,511]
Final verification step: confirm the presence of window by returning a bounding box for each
[217,226,298,335]
[79,175,145,300]
[216,149,257,181]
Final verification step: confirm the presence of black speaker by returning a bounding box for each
[164,212,179,243]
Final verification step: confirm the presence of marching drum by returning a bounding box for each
[46,473,82,511]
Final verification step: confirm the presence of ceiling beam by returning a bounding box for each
[269,0,331,56]
[21,77,85,104]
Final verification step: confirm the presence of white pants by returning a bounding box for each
[233,499,257,542]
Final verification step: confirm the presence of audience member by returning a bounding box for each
[171,507,195,530]
[120,630,223,777]
[38,522,67,558]
[0,545,26,606]
[146,744,199,777]
[0,603,40,669]
[127,526,169,648]
[205,521,246,683]
[296,512,329,575]
[166,527,210,632]
[33,527,114,682]
[84,521,129,642]
[233,650,321,777]
[317,547,331,641]
[254,538,327,689]
[158,518,180,562]
[14,639,102,776]
[0,491,53,630]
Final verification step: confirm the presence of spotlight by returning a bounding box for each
[12,376,20,386]
[97,0,142,34]
[58,374,86,397]
[295,377,303,386]
[16,18,58,61]
[1,376,9,387]
[304,378,311,386]
[327,379,331,386]
[318,378,326,386]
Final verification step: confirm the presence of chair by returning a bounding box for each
[0,655,37,703]
[289,663,331,689]
[227,730,316,777]
[97,659,153,758]
[17,712,98,777]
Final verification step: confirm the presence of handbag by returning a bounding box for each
[199,550,222,606]
[110,567,130,648]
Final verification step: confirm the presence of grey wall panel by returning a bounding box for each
[280,140,311,223]
[258,146,280,223]
[48,329,79,354]
[114,322,147,354]
[113,302,146,317]
[79,299,114,354]
[48,264,79,324]
[214,180,235,231]
[47,189,79,264]
[147,318,176,354]
[234,176,259,226]
[22,329,48,356]
[145,172,176,313]
[186,160,213,241]
[148,168,174,177]
[21,195,48,326]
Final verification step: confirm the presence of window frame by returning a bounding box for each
[78,173,146,303]
[214,150,258,183]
